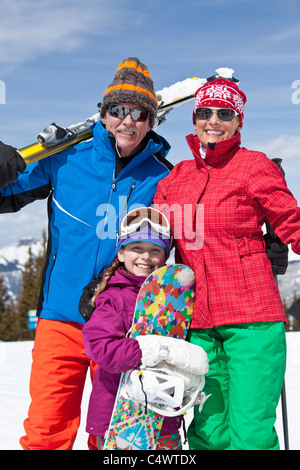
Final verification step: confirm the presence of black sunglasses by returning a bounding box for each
[107,104,149,122]
[195,107,238,122]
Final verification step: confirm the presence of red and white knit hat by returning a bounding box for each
[194,78,247,127]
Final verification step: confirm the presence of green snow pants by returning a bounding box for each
[187,322,286,450]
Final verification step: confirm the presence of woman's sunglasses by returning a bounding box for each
[194,107,238,122]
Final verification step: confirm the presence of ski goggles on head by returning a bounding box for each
[107,104,149,122]
[119,207,171,238]
[194,107,239,122]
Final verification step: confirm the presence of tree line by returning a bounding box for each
[0,231,47,341]
[0,230,300,341]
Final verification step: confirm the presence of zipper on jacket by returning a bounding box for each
[123,181,135,210]
[97,172,116,239]
[95,137,136,272]
[95,170,117,273]
[111,178,117,191]
[46,251,56,300]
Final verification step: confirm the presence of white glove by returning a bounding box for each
[159,336,209,375]
[136,335,165,367]
[136,335,209,375]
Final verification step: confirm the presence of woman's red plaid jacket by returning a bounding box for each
[153,132,300,329]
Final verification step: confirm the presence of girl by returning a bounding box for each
[82,207,182,450]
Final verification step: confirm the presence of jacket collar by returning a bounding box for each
[107,267,146,292]
[186,132,241,168]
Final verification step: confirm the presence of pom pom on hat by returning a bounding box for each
[100,57,158,128]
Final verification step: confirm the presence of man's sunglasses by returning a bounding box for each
[195,107,239,122]
[107,104,149,122]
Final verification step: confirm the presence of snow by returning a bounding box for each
[0,333,299,450]
[156,78,206,104]
[0,238,43,269]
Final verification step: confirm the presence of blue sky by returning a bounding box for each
[0,0,299,258]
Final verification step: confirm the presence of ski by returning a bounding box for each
[18,77,206,165]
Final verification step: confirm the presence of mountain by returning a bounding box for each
[0,238,44,300]
[0,237,300,309]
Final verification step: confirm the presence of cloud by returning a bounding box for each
[249,134,300,160]
[0,0,135,74]
[266,24,300,43]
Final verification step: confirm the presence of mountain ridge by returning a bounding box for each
[0,238,43,300]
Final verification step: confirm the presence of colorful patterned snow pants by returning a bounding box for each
[187,322,286,450]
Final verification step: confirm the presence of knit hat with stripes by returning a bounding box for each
[100,57,158,128]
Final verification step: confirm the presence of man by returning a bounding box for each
[0,57,173,449]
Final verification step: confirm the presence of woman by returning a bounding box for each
[153,73,300,450]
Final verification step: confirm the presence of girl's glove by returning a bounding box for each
[136,335,209,375]
[136,335,163,367]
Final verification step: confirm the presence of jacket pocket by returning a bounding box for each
[234,236,267,297]
[229,239,250,294]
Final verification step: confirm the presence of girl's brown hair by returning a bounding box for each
[89,257,122,307]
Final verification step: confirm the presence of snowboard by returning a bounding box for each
[18,77,205,165]
[103,263,196,451]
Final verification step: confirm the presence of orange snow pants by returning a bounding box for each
[20,318,98,450]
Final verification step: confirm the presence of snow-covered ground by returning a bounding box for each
[0,333,299,450]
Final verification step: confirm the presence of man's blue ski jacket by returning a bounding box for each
[0,121,172,324]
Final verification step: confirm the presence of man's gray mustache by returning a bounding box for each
[116,126,137,134]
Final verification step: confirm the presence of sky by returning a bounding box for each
[0,0,299,259]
